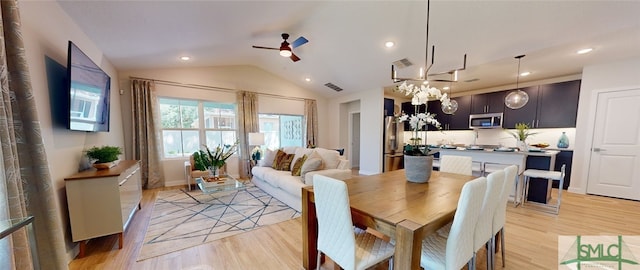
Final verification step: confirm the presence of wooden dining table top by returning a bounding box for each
[342,169,476,227]
[301,169,478,270]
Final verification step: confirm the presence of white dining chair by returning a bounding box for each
[440,155,473,176]
[420,177,487,270]
[474,170,505,270]
[313,175,395,270]
[492,165,518,269]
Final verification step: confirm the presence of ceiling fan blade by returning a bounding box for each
[252,45,279,50]
[291,36,308,49]
[290,53,301,62]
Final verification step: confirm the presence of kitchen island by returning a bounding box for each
[436,147,559,204]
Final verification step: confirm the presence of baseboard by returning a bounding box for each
[165,179,186,187]
[358,170,378,176]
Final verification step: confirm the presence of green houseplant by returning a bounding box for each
[85,145,123,169]
[508,122,538,150]
[192,141,239,177]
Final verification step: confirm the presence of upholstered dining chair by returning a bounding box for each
[420,176,487,270]
[492,165,518,269]
[440,155,473,176]
[313,175,395,270]
[474,170,505,270]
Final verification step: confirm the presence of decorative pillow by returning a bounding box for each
[314,148,341,169]
[300,157,323,183]
[277,153,295,171]
[260,149,277,167]
[291,154,308,176]
[291,147,314,171]
[271,150,287,170]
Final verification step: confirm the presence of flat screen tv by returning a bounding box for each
[67,41,111,132]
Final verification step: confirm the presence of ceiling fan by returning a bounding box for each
[252,33,308,62]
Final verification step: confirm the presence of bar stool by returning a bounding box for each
[522,164,566,214]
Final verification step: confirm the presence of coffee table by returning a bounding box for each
[196,176,246,194]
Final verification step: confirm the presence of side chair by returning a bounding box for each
[313,175,395,270]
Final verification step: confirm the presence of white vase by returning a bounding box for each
[404,155,434,183]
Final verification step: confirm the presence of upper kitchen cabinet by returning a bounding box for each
[448,95,472,130]
[503,80,581,128]
[470,91,507,114]
[401,101,426,131]
[503,86,540,129]
[536,80,581,128]
[427,100,447,131]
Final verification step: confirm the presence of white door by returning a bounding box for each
[586,88,640,200]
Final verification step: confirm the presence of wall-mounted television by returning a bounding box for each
[67,41,111,132]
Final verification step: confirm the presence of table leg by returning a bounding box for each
[395,220,424,270]
[302,187,318,270]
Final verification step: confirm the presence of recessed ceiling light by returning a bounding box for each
[385,41,395,48]
[442,86,450,90]
[179,56,191,61]
[577,48,593,54]
[520,71,531,77]
[304,77,312,82]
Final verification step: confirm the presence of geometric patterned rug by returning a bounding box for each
[137,184,300,261]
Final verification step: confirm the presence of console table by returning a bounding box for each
[64,160,141,257]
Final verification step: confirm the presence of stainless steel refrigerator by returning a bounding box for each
[383,115,404,172]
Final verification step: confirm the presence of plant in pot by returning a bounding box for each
[395,82,449,183]
[192,141,239,181]
[507,122,538,151]
[85,145,123,170]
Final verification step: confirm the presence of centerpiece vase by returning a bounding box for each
[209,165,221,178]
[517,139,528,151]
[404,155,434,183]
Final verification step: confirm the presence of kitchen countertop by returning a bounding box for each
[437,147,559,157]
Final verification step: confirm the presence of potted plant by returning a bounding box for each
[193,141,239,180]
[508,122,538,151]
[85,145,123,169]
[395,82,449,183]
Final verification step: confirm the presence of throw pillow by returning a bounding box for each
[260,149,276,167]
[277,153,295,171]
[291,154,308,176]
[300,157,323,183]
[314,148,341,169]
[291,147,314,171]
[272,150,287,170]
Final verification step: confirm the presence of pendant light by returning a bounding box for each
[442,84,458,114]
[504,55,529,109]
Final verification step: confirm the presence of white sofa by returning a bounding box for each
[251,146,352,212]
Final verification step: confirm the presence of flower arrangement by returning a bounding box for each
[395,81,450,156]
[251,146,263,160]
[193,141,239,175]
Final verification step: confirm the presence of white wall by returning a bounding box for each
[118,66,327,186]
[19,1,126,261]
[329,89,384,175]
[570,57,640,193]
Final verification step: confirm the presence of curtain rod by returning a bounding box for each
[129,76,308,102]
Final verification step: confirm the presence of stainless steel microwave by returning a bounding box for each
[469,113,503,129]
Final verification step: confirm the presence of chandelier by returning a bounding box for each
[391,0,467,84]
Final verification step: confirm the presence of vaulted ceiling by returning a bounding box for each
[57,1,640,98]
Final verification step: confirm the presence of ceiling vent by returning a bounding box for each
[324,82,343,92]
[392,58,413,69]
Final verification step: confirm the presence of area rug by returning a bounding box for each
[137,184,300,261]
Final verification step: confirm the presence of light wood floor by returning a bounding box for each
[68,185,640,270]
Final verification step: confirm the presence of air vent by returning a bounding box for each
[392,58,413,68]
[324,82,343,92]
[464,78,480,83]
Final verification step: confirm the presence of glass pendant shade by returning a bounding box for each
[442,99,458,114]
[505,89,529,109]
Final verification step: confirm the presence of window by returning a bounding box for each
[159,98,236,158]
[258,114,304,150]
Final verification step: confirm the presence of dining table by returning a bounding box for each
[301,169,477,270]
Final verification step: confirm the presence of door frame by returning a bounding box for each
[348,111,361,170]
[579,86,640,194]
